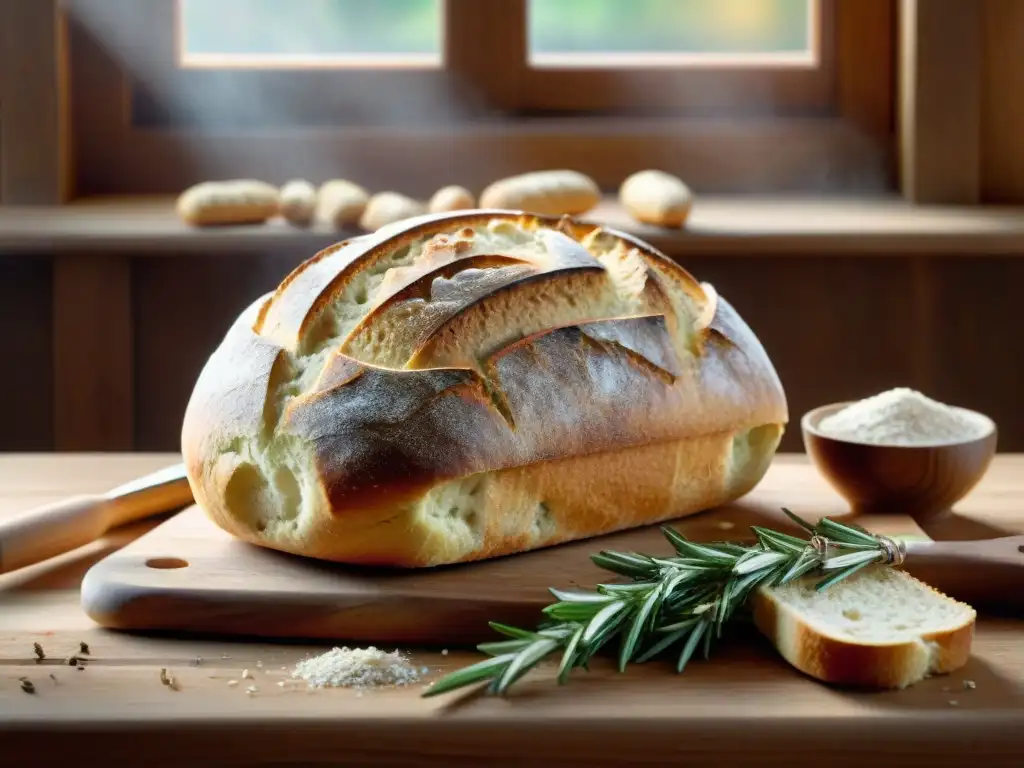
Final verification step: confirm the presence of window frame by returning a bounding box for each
[489,0,837,115]
[136,0,841,122]
[60,0,895,197]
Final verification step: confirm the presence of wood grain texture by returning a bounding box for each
[0,257,53,449]
[0,0,70,204]
[4,196,1024,256]
[1,454,1024,767]
[980,0,1024,203]
[899,0,982,203]
[52,254,132,450]
[837,0,895,140]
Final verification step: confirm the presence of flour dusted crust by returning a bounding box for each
[181,210,788,567]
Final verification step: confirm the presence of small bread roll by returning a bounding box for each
[359,192,427,232]
[428,185,476,214]
[176,180,279,227]
[278,179,318,226]
[619,170,694,228]
[479,170,600,216]
[317,180,370,228]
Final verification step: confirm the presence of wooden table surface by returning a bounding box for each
[2,453,1024,768]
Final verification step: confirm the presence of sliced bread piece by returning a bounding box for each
[751,565,976,689]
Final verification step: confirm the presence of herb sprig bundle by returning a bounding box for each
[422,509,905,698]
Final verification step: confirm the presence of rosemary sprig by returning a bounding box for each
[423,509,903,698]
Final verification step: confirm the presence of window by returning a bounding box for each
[165,0,828,116]
[178,0,443,68]
[63,0,894,196]
[529,0,814,64]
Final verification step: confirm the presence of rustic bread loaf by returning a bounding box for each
[752,566,975,689]
[619,170,694,228]
[316,180,369,228]
[279,179,318,226]
[429,185,476,214]
[480,171,600,216]
[177,180,279,227]
[359,192,427,231]
[181,210,787,567]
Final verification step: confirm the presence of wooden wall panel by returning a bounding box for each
[131,254,302,451]
[52,254,132,450]
[981,0,1024,203]
[898,0,982,203]
[927,258,1023,436]
[0,0,70,204]
[0,257,53,449]
[692,256,926,451]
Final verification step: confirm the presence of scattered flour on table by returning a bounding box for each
[817,388,990,446]
[291,646,423,690]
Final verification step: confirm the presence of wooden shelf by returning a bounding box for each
[2,195,1024,256]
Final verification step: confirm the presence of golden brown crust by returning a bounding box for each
[619,170,694,228]
[176,180,279,227]
[750,577,976,689]
[479,171,600,216]
[181,209,788,567]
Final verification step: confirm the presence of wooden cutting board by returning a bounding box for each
[81,459,932,645]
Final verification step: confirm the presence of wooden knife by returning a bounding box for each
[0,463,193,574]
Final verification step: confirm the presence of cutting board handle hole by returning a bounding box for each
[146,557,189,570]
[1018,545,1024,555]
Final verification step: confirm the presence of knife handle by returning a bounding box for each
[0,495,111,574]
[903,535,1024,609]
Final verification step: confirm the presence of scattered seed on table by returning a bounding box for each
[21,679,35,694]
[79,642,90,655]
[33,643,45,661]
[159,668,179,690]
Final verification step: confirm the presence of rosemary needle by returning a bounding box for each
[423,509,904,698]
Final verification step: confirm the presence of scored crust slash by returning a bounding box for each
[181,209,788,567]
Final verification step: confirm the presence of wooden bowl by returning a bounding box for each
[801,401,998,522]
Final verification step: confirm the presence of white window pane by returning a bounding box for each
[529,0,813,62]
[179,0,442,65]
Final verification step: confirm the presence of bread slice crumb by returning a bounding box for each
[752,565,976,689]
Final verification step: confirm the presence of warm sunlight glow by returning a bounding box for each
[173,0,817,71]
[176,0,444,69]
[528,0,818,69]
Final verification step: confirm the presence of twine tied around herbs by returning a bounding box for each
[810,532,906,567]
[809,534,830,558]
[876,534,907,567]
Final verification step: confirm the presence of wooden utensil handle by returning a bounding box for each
[105,483,193,529]
[0,494,110,574]
[904,536,1024,610]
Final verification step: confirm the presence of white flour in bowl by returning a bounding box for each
[816,388,991,446]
